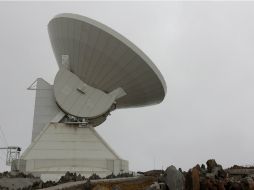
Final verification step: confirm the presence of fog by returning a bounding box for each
[0,2,254,172]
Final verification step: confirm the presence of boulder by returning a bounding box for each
[201,164,206,170]
[204,178,217,190]
[206,159,218,173]
[200,178,206,190]
[241,177,254,190]
[206,172,216,179]
[218,168,227,179]
[228,182,243,190]
[146,182,160,190]
[185,170,192,190]
[192,166,200,190]
[89,173,101,180]
[105,172,116,179]
[218,180,225,190]
[116,172,134,178]
[42,180,56,188]
[76,174,83,181]
[163,165,185,190]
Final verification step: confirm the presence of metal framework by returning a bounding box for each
[0,146,21,166]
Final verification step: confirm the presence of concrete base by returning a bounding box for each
[17,123,128,181]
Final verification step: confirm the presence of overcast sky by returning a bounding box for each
[0,1,254,172]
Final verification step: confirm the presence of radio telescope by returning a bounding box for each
[13,13,166,181]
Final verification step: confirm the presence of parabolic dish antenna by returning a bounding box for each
[48,13,166,121]
[12,13,167,180]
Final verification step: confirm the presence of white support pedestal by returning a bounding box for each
[19,123,128,181]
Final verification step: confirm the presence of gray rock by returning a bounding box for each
[241,176,254,190]
[206,172,215,179]
[206,159,218,172]
[212,166,221,176]
[76,173,82,181]
[206,164,226,179]
[163,165,185,190]
[146,182,160,190]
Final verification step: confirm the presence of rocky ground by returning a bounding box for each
[0,159,254,190]
[0,171,41,189]
[146,159,254,190]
